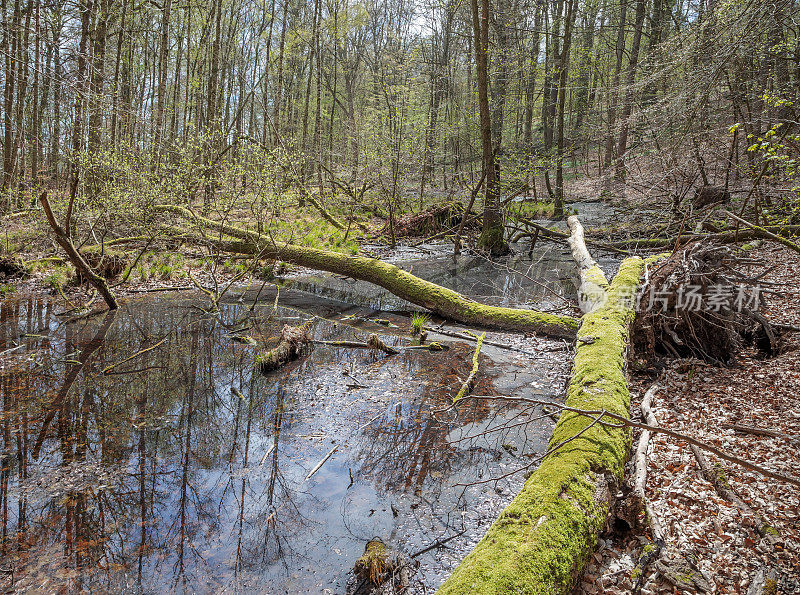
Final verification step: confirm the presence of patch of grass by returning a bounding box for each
[507,200,556,220]
[410,312,429,334]
[134,252,187,281]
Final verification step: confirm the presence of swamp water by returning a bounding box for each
[0,220,621,593]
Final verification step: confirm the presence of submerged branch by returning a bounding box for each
[453,332,485,402]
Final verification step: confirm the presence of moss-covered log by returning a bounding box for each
[567,215,610,313]
[437,256,645,595]
[155,204,578,339]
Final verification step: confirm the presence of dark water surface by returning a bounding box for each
[0,285,570,593]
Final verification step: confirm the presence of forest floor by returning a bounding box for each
[579,244,800,594]
[4,186,799,592]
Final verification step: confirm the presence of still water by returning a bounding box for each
[0,285,570,593]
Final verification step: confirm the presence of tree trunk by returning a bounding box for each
[554,0,577,218]
[203,0,223,212]
[2,0,21,199]
[156,204,579,338]
[472,0,508,255]
[153,0,172,160]
[604,0,627,170]
[86,0,109,201]
[272,0,288,144]
[522,5,542,150]
[438,255,645,594]
[614,0,646,180]
[65,0,94,237]
[51,13,62,179]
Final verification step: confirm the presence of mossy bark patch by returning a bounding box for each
[437,257,645,595]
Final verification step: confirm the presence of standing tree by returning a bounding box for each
[472,0,509,255]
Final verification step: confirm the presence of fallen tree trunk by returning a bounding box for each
[315,334,399,355]
[437,256,645,594]
[39,192,119,309]
[720,209,800,254]
[155,205,578,339]
[631,384,665,593]
[606,224,800,250]
[567,215,610,313]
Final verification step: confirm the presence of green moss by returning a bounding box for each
[713,462,730,489]
[477,224,510,256]
[437,258,644,594]
[761,524,779,537]
[763,578,778,595]
[673,570,697,582]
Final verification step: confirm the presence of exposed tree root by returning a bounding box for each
[155,204,579,339]
[0,256,26,279]
[255,324,310,373]
[631,242,778,365]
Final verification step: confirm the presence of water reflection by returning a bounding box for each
[0,291,565,592]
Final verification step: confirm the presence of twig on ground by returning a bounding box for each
[304,445,339,481]
[410,530,468,558]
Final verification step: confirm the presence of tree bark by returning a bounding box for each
[614,0,646,180]
[567,215,609,312]
[472,0,508,255]
[256,325,310,373]
[153,0,172,159]
[554,0,577,217]
[39,192,118,309]
[65,0,94,237]
[604,0,627,170]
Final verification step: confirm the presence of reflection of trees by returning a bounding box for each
[355,344,497,493]
[229,380,310,580]
[0,297,300,591]
[0,295,513,592]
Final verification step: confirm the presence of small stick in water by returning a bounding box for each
[304,445,339,481]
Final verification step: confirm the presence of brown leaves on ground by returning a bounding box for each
[579,245,800,594]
